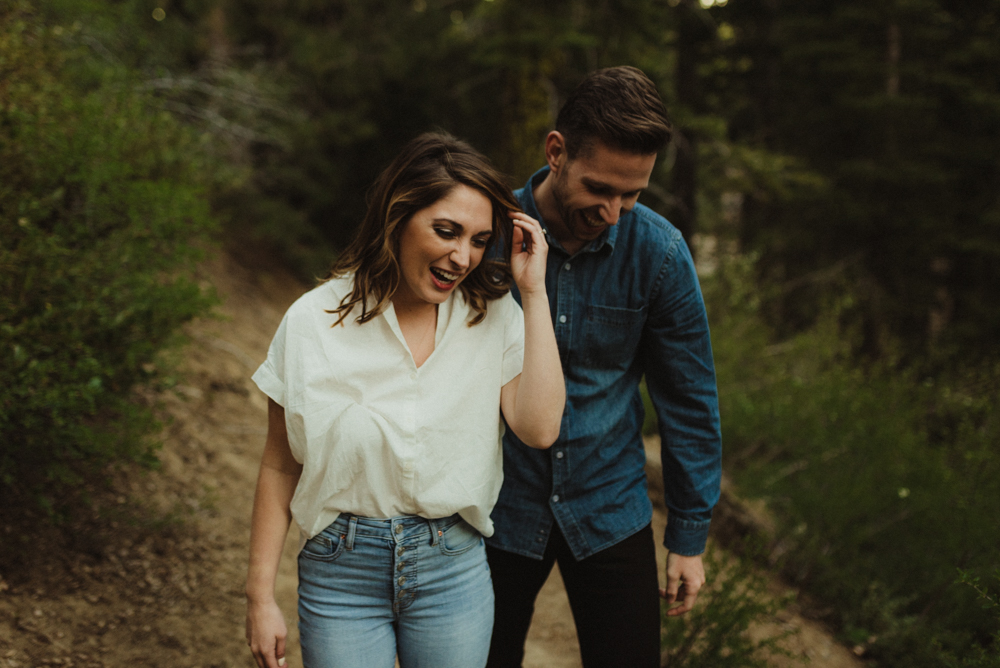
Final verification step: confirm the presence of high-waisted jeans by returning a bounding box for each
[297,513,494,668]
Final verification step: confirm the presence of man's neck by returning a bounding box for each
[533,172,585,256]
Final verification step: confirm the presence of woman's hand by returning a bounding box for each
[509,211,549,296]
[246,597,288,668]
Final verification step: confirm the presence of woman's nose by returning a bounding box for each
[450,242,470,269]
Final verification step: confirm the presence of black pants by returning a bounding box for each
[486,524,661,668]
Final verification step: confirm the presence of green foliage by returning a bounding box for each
[703,254,1000,665]
[661,544,798,667]
[0,4,216,509]
[940,571,1000,668]
[710,0,1000,354]
[36,0,999,354]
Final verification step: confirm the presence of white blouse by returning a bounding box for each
[252,275,525,539]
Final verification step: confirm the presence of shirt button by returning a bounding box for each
[555,451,564,459]
[394,525,402,534]
[398,576,406,586]
[563,263,571,271]
[552,495,560,503]
[397,547,405,557]
[558,315,567,324]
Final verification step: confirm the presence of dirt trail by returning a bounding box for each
[0,249,862,667]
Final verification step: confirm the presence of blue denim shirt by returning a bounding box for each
[487,167,722,560]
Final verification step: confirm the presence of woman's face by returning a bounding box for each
[393,184,494,308]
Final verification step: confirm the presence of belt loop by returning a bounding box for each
[345,516,358,551]
[428,518,440,546]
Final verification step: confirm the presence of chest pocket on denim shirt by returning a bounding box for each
[583,304,646,370]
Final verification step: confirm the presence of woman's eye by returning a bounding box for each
[435,228,455,239]
[472,238,489,248]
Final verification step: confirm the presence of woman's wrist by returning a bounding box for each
[245,580,277,604]
[517,285,548,302]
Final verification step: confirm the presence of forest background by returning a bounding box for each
[1,0,998,666]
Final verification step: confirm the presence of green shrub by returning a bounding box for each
[700,254,1000,665]
[661,544,799,667]
[941,571,1000,668]
[0,4,216,511]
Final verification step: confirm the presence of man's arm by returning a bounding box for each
[641,233,722,614]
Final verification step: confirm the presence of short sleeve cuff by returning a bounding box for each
[663,516,712,556]
[251,361,286,407]
[500,293,525,386]
[501,346,524,386]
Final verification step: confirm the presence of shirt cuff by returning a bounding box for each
[663,515,712,556]
[251,361,285,407]
[501,345,525,386]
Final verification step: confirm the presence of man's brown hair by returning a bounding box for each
[556,66,672,158]
[325,132,517,327]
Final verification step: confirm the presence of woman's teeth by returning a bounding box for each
[431,268,458,283]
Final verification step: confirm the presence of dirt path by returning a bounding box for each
[519,504,862,668]
[0,249,862,667]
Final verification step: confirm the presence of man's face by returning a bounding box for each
[547,140,657,251]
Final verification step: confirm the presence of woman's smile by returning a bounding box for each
[393,184,494,308]
[430,266,461,288]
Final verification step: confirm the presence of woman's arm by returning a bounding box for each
[500,212,565,448]
[246,398,302,668]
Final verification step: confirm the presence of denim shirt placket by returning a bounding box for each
[550,244,574,520]
[538,224,622,559]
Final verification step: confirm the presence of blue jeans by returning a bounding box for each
[298,513,494,668]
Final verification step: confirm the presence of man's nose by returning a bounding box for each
[600,195,623,225]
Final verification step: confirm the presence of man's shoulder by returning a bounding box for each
[513,185,531,209]
[619,203,682,252]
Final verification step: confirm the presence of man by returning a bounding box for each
[486,66,722,668]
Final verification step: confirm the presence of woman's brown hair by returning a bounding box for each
[326,132,518,326]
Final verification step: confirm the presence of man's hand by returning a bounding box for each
[659,552,706,616]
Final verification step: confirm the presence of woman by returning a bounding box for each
[245,132,564,668]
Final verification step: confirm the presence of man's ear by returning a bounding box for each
[544,131,567,174]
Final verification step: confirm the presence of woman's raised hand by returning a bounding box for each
[509,212,549,296]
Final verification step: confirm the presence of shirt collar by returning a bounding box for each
[522,166,618,256]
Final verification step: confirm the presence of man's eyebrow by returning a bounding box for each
[581,177,614,192]
[581,177,646,196]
